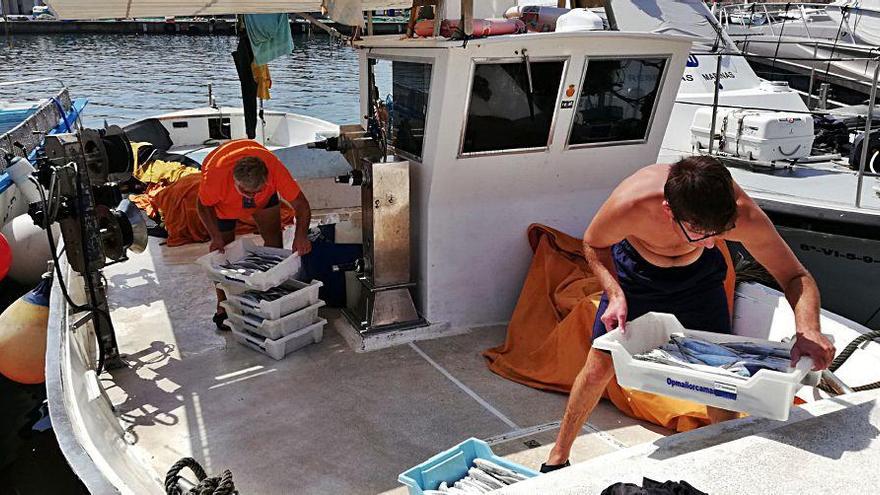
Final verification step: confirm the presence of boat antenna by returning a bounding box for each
[769,3,794,70]
[822,5,851,88]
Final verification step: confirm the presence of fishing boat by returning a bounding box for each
[31,1,880,494]
[0,79,87,284]
[0,79,87,223]
[719,1,880,106]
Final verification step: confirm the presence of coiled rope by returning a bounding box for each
[165,457,237,495]
[827,330,880,392]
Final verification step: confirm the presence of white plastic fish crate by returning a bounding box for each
[196,238,302,291]
[592,312,817,421]
[219,279,323,320]
[229,318,326,360]
[221,300,326,340]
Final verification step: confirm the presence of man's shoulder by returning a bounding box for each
[612,164,667,204]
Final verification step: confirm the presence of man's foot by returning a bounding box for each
[213,311,231,331]
[539,460,570,473]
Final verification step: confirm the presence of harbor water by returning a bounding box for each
[0,32,365,493]
[0,33,365,128]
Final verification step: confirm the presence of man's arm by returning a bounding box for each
[196,200,227,252]
[584,193,630,332]
[284,191,312,255]
[729,195,835,369]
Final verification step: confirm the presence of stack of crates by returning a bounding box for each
[198,239,327,360]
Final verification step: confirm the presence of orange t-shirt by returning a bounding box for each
[198,140,301,220]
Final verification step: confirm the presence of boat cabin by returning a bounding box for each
[348,32,690,336]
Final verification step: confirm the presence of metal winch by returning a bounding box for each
[315,126,424,333]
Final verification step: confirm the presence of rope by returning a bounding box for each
[823,330,880,393]
[829,330,880,373]
[165,457,237,495]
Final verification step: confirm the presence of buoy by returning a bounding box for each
[0,232,10,282]
[0,271,52,384]
[0,216,58,286]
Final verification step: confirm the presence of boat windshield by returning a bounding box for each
[609,0,738,53]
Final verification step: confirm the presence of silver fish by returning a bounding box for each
[468,468,505,489]
[473,459,528,481]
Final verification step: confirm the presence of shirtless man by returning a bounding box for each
[541,156,835,472]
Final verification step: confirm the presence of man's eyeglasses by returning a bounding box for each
[675,218,732,243]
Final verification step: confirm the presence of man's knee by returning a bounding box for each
[582,348,615,383]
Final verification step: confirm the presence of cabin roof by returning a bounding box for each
[355,30,698,50]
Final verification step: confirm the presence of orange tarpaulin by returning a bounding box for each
[483,224,736,433]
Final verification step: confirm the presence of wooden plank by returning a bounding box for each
[433,0,443,37]
[406,1,420,38]
[461,0,473,36]
[292,12,343,38]
[367,9,374,35]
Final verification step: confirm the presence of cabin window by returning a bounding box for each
[368,59,432,161]
[460,60,565,155]
[568,57,667,147]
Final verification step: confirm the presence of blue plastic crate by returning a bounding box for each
[398,438,539,495]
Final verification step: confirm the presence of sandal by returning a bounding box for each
[213,311,231,332]
[539,460,570,473]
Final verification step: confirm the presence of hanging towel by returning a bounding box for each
[251,63,272,100]
[323,0,366,28]
[244,13,294,65]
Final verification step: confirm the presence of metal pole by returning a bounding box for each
[855,61,879,208]
[708,54,723,155]
[807,67,816,109]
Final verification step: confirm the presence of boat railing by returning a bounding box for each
[0,79,74,160]
[719,2,834,39]
[686,49,880,211]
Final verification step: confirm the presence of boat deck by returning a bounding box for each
[100,237,668,494]
[727,160,880,220]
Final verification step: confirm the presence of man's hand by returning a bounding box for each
[293,235,312,256]
[791,330,835,371]
[601,295,628,334]
[209,236,228,253]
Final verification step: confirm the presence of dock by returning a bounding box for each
[0,17,407,36]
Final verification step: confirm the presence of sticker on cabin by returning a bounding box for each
[560,100,574,109]
[666,377,738,400]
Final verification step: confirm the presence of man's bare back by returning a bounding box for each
[586,163,764,268]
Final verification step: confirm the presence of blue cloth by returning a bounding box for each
[592,239,730,340]
[244,14,293,65]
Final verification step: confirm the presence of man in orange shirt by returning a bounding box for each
[197,140,312,330]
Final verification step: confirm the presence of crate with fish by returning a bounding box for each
[398,438,538,495]
[220,299,326,340]
[591,312,819,421]
[219,279,323,320]
[197,238,302,291]
[229,317,327,360]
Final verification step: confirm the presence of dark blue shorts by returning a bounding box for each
[217,193,279,232]
[592,239,731,341]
